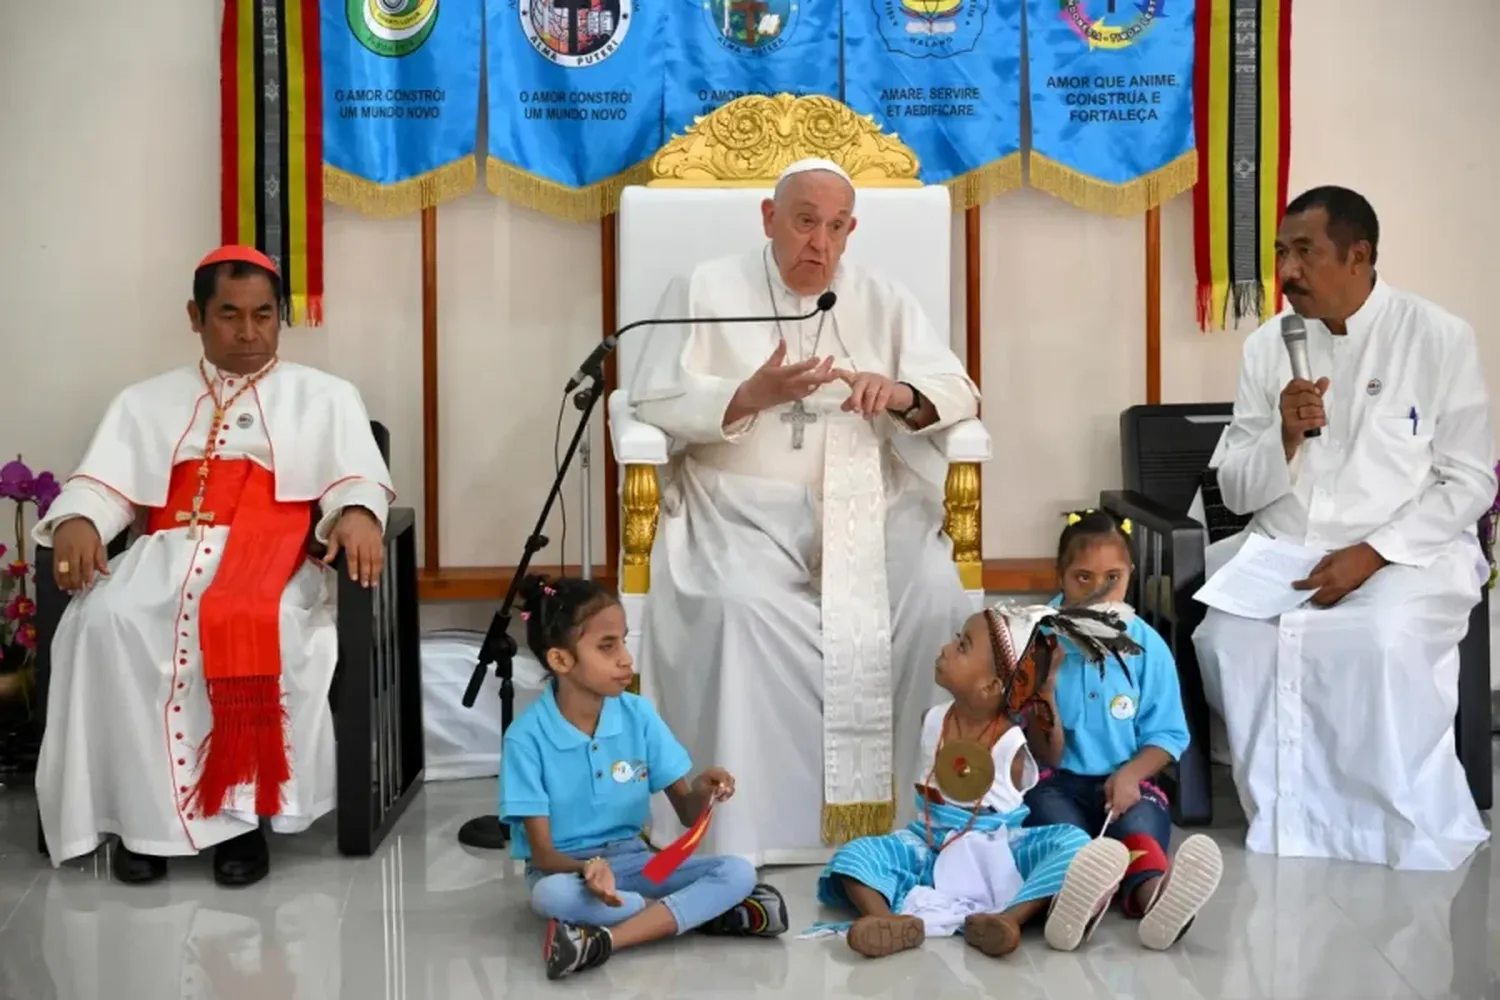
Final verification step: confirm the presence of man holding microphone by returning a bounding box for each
[1193,186,1495,871]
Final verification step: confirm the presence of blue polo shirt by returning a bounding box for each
[1046,597,1191,777]
[498,684,693,861]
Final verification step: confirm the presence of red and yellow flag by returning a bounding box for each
[1193,0,1293,331]
[642,804,715,885]
[221,1,324,326]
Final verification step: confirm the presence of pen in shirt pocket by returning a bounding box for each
[1409,406,1419,435]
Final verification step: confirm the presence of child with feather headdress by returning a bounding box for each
[803,598,1150,958]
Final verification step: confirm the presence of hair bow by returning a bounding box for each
[520,611,531,621]
[542,585,556,596]
[1064,508,1133,536]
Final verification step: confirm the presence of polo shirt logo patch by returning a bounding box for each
[612,760,648,783]
[1109,695,1136,721]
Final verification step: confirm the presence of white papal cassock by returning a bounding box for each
[630,248,980,866]
[34,360,393,864]
[1194,280,1494,871]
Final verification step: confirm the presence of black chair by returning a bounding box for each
[33,420,425,857]
[1103,402,1493,824]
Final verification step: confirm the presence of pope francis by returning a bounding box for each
[629,159,981,865]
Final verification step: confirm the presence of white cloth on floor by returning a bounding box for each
[897,711,1033,937]
[1194,280,1494,870]
[898,828,1025,937]
[33,360,393,863]
[630,248,979,865]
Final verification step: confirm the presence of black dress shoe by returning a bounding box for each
[111,843,168,885]
[213,829,270,888]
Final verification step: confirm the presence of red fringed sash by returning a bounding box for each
[148,460,312,817]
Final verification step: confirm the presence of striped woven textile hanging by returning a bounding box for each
[1193,0,1293,331]
[221,0,324,326]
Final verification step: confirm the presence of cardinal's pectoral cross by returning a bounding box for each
[177,495,215,539]
[781,399,818,450]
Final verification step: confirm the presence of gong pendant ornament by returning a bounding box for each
[934,739,995,803]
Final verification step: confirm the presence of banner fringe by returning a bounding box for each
[944,153,1024,212]
[820,798,895,846]
[486,157,653,223]
[323,158,477,219]
[1197,278,1278,332]
[1028,150,1199,217]
[288,293,323,328]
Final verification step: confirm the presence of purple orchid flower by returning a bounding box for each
[31,471,59,517]
[0,459,31,502]
[0,458,60,514]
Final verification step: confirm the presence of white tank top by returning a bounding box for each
[917,701,1039,814]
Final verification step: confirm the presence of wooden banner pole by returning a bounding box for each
[602,214,620,576]
[964,206,982,393]
[1145,206,1162,405]
[421,206,441,570]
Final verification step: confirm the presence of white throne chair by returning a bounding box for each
[607,93,992,680]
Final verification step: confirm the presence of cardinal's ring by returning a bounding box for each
[56,560,70,574]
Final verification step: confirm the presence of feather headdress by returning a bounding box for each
[981,602,1143,730]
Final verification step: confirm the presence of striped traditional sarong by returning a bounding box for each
[802,794,1090,936]
[221,0,324,326]
[1193,0,1293,331]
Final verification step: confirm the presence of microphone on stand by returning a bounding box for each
[455,289,838,851]
[563,290,838,393]
[1280,314,1321,439]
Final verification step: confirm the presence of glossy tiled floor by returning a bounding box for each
[0,761,1495,1000]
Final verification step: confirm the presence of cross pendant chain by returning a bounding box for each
[781,399,818,450]
[177,492,215,540]
[183,358,276,539]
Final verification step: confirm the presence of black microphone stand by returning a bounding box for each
[456,367,606,850]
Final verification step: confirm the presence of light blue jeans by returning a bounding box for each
[527,837,757,935]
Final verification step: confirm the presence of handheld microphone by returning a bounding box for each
[1280,314,1321,439]
[563,290,838,392]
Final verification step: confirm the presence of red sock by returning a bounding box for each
[1119,833,1169,916]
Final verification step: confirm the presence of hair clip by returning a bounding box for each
[542,585,555,596]
[520,611,530,621]
[1066,508,1096,525]
[1119,517,1133,536]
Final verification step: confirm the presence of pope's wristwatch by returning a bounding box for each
[896,381,926,426]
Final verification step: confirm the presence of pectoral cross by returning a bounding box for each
[781,399,818,450]
[177,495,215,539]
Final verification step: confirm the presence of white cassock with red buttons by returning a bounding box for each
[33,359,393,863]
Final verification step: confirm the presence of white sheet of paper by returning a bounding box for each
[1193,533,1327,620]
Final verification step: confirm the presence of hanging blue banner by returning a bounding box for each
[486,0,666,220]
[842,0,1023,208]
[661,0,840,141]
[323,0,482,216]
[1026,0,1197,214]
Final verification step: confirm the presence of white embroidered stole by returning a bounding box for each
[819,414,895,841]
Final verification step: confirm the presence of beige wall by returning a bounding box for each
[3,2,1497,579]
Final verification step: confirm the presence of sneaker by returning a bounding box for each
[847,914,925,958]
[543,919,612,980]
[1044,837,1130,952]
[700,882,789,937]
[1138,834,1223,951]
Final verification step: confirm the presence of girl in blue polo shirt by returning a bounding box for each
[1022,510,1224,951]
[500,575,788,980]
